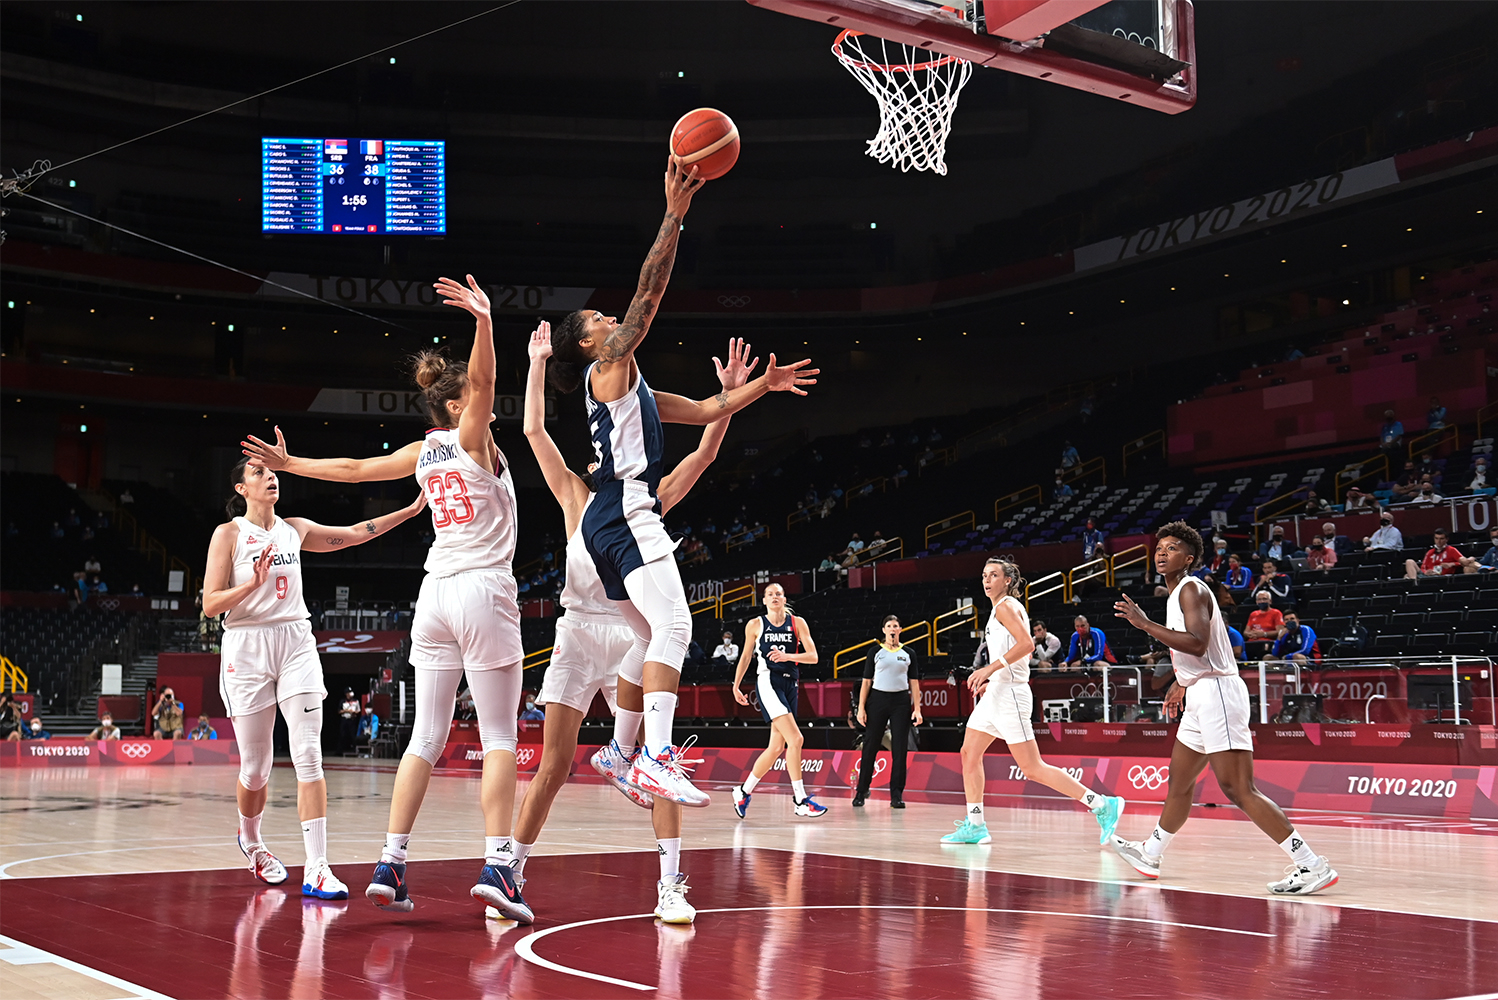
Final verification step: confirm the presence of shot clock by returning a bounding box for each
[261,137,446,234]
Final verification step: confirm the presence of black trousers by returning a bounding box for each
[856,688,912,800]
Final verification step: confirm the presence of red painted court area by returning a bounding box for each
[4,849,1494,999]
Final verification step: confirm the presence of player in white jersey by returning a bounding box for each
[202,456,426,899]
[544,159,818,810]
[942,557,1125,846]
[242,275,535,920]
[508,329,756,925]
[1111,522,1339,894]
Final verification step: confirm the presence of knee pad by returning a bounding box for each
[644,606,691,670]
[238,742,273,792]
[284,697,325,784]
[618,637,649,687]
[405,731,449,766]
[479,722,518,758]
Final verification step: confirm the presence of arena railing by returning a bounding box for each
[719,584,756,617]
[1060,455,1107,488]
[1408,424,1459,462]
[850,537,904,567]
[993,484,1042,524]
[1122,430,1165,476]
[832,620,932,677]
[1109,544,1149,582]
[786,506,813,531]
[723,525,768,553]
[918,446,957,475]
[1254,486,1317,544]
[1,655,28,693]
[1478,401,1498,439]
[930,604,977,661]
[688,594,722,620]
[925,510,974,550]
[1025,571,1068,609]
[1334,452,1389,504]
[845,477,887,507]
[1068,555,1110,592]
[522,646,554,672]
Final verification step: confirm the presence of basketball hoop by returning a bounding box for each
[832,28,973,175]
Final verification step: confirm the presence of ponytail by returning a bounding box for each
[411,350,469,427]
[547,310,590,394]
[225,457,249,519]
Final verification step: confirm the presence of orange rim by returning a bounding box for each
[832,28,966,73]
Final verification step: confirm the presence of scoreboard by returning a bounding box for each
[261,138,446,235]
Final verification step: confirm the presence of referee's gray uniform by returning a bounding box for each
[855,643,918,804]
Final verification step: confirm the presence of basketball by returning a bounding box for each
[670,107,740,180]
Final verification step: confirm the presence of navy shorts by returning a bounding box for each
[756,669,799,723]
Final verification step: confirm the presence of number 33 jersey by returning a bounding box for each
[416,426,517,577]
[225,515,308,628]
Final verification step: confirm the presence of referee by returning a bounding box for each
[853,615,923,808]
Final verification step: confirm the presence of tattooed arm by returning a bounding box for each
[652,354,820,426]
[290,493,428,553]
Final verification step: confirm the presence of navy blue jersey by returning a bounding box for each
[584,361,665,491]
[755,613,802,679]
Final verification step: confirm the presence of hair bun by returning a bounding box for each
[414,351,447,390]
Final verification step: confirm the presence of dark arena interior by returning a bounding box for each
[1,2,1496,998]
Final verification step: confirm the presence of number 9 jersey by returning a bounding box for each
[225,515,308,628]
[417,426,517,576]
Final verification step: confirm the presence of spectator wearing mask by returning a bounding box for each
[1344,487,1377,512]
[1267,613,1319,666]
[87,714,121,740]
[1081,518,1105,562]
[1305,535,1337,570]
[520,696,545,722]
[867,531,889,557]
[1407,478,1442,505]
[90,575,108,595]
[1322,521,1352,556]
[1406,530,1463,580]
[1469,457,1492,494]
[1301,491,1330,516]
[1379,410,1404,458]
[1458,528,1498,573]
[840,533,866,567]
[1366,512,1403,551]
[24,717,52,740]
[1206,537,1230,575]
[1054,475,1073,501]
[189,714,218,740]
[1258,526,1290,562]
[1029,620,1062,672]
[1223,554,1254,601]
[356,706,380,746]
[711,631,740,672]
[1063,616,1112,670]
[818,555,839,573]
[1254,560,1294,607]
[1060,441,1079,470]
[339,689,361,753]
[1390,460,1421,501]
[1427,396,1447,431]
[1243,592,1286,659]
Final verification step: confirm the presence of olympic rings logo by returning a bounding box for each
[515,748,535,766]
[120,742,153,758]
[717,295,751,308]
[848,757,888,782]
[97,598,120,610]
[1128,765,1170,790]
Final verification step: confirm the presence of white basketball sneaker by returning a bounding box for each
[627,739,710,808]
[238,833,288,886]
[302,857,349,900]
[591,741,654,809]
[1111,837,1162,880]
[654,873,696,924]
[1268,857,1339,895]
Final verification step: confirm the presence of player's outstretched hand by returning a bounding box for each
[251,544,276,588]
[436,274,491,319]
[713,337,759,390]
[664,156,705,217]
[528,321,553,362]
[1113,593,1152,631]
[732,685,750,707]
[242,426,289,471]
[763,354,819,396]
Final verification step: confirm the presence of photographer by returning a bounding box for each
[152,688,185,741]
[0,694,23,742]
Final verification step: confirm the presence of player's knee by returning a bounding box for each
[289,728,324,784]
[405,731,448,765]
[238,747,272,792]
[480,727,518,758]
[786,729,804,751]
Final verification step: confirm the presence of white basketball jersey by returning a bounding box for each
[1166,575,1240,686]
[985,595,1031,686]
[560,496,624,620]
[416,427,517,577]
[224,515,308,629]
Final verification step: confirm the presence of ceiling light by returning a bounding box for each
[1342,299,1350,305]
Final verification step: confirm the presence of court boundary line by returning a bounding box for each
[0,933,173,1000]
[513,904,1277,991]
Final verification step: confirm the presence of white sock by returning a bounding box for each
[1080,790,1106,812]
[300,816,327,864]
[1142,824,1174,859]
[239,812,263,847]
[613,708,643,754]
[1278,829,1318,867]
[381,832,410,864]
[965,802,984,825]
[513,841,534,877]
[741,771,761,794]
[791,779,807,801]
[657,837,681,880]
[485,835,514,867]
[642,692,678,756]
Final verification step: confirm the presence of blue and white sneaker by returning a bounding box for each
[1093,796,1125,846]
[470,863,533,925]
[732,784,752,819]
[302,858,349,900]
[940,819,993,845]
[238,833,288,886]
[592,740,654,809]
[793,796,828,818]
[366,861,414,913]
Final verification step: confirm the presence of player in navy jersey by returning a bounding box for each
[543,159,817,808]
[730,583,827,817]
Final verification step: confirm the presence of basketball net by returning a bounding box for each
[832,29,973,176]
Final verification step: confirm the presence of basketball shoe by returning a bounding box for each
[302,858,349,900]
[793,796,828,818]
[471,863,533,924]
[238,833,288,885]
[940,819,992,845]
[1111,837,1162,879]
[1267,857,1339,895]
[1093,796,1125,845]
[627,738,710,808]
[654,873,695,924]
[592,740,654,809]
[731,784,751,818]
[366,861,414,912]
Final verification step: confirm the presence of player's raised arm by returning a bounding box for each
[241,427,422,484]
[521,321,591,519]
[658,338,758,513]
[436,274,497,472]
[654,354,818,427]
[289,493,427,554]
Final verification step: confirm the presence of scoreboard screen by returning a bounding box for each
[261,138,446,235]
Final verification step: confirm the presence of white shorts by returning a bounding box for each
[966,681,1035,744]
[1178,674,1254,754]
[410,569,523,672]
[219,619,325,718]
[538,614,634,714]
